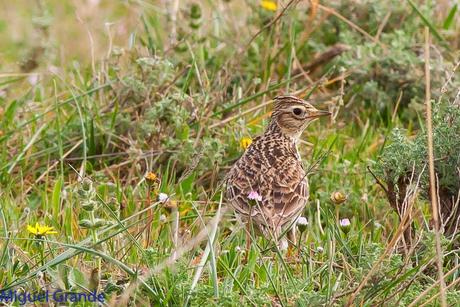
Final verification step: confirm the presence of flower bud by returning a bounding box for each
[330,191,347,205]
[247,191,262,207]
[339,218,351,234]
[339,218,351,227]
[297,216,308,233]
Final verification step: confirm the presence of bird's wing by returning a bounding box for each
[268,157,309,228]
[226,151,309,229]
[225,155,265,217]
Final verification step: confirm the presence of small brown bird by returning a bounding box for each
[226,95,330,250]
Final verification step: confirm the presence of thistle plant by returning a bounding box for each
[77,177,108,291]
[78,178,107,236]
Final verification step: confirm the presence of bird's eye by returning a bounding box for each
[292,108,303,116]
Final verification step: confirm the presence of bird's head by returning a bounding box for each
[269,95,330,139]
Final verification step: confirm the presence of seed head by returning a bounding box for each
[330,191,348,205]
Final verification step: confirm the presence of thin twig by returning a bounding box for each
[245,0,300,50]
[391,90,403,123]
[374,12,391,42]
[367,166,389,194]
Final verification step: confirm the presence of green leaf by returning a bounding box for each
[141,15,155,55]
[3,100,18,125]
[68,267,88,290]
[179,172,195,195]
[177,125,190,141]
[51,177,62,222]
[443,4,457,29]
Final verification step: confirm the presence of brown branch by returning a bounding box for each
[302,43,351,73]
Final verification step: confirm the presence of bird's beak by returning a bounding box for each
[309,109,331,118]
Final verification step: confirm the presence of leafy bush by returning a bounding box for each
[376,99,460,237]
[327,0,460,120]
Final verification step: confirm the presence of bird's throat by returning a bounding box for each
[266,119,304,143]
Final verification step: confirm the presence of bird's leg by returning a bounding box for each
[287,226,297,246]
[278,236,288,251]
[287,226,297,259]
[274,226,288,251]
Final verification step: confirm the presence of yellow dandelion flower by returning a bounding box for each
[27,223,58,236]
[145,172,159,183]
[330,191,348,205]
[240,137,252,150]
[260,0,277,11]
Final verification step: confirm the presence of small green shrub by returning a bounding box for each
[376,100,460,237]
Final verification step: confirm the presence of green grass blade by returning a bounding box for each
[407,0,446,45]
[443,4,457,29]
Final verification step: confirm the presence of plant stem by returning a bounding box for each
[424,26,447,307]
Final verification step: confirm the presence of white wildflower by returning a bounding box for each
[297,216,308,232]
[158,193,169,203]
[339,218,351,227]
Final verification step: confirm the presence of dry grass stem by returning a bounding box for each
[424,26,447,307]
